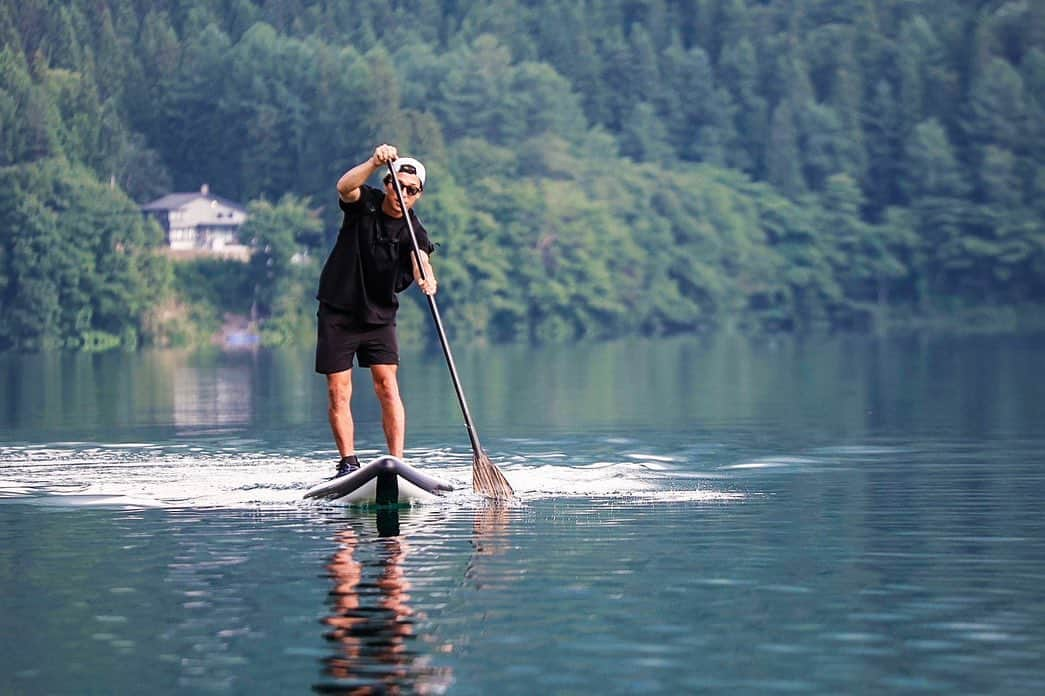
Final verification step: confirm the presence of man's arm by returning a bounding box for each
[411,250,437,296]
[337,144,398,202]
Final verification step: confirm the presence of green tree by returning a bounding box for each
[2,0,1044,347]
[902,118,968,201]
[0,46,61,165]
[238,194,322,344]
[798,101,850,191]
[620,101,673,162]
[152,23,234,195]
[434,34,518,142]
[819,173,906,327]
[766,99,805,198]
[965,57,1028,202]
[0,160,167,350]
[864,79,904,213]
[903,119,971,309]
[719,37,768,175]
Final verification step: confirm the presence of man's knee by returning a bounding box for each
[371,368,400,402]
[327,372,352,409]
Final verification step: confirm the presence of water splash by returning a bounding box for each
[0,442,740,509]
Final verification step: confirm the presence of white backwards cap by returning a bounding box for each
[391,157,426,188]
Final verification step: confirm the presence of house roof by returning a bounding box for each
[142,192,246,213]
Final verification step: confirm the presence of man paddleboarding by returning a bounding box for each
[315,144,437,478]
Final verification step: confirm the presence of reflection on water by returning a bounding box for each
[173,366,252,429]
[467,504,514,591]
[317,512,453,695]
[316,505,518,694]
[3,334,1043,444]
[2,335,1045,693]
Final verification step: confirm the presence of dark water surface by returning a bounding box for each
[2,334,1044,694]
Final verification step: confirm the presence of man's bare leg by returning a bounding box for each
[370,364,405,458]
[326,369,354,457]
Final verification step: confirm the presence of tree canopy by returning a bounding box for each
[1,0,1043,350]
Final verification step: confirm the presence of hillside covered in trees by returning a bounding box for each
[1,0,1043,350]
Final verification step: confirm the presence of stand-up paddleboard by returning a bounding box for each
[304,455,454,505]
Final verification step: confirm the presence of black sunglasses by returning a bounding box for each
[383,175,421,197]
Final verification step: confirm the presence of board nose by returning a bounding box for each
[373,455,404,472]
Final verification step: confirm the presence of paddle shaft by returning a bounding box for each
[386,164,484,454]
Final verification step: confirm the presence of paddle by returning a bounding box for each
[386,163,514,499]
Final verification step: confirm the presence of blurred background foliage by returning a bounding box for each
[1,0,1042,350]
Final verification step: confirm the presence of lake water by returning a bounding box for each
[2,333,1044,694]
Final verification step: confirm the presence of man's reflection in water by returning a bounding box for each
[315,509,452,695]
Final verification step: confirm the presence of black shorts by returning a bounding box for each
[315,304,399,374]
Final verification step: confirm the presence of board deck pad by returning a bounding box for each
[304,455,454,505]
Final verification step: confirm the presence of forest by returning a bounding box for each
[1,0,1043,350]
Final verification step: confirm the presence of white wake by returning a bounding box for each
[0,442,741,510]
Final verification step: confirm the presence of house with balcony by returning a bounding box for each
[142,184,250,260]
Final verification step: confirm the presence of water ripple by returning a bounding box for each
[0,441,741,509]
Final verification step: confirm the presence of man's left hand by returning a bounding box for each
[412,251,437,296]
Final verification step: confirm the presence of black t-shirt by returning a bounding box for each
[316,185,435,326]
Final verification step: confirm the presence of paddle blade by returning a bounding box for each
[473,450,513,499]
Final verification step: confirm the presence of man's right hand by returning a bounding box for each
[371,144,398,167]
[338,144,398,202]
